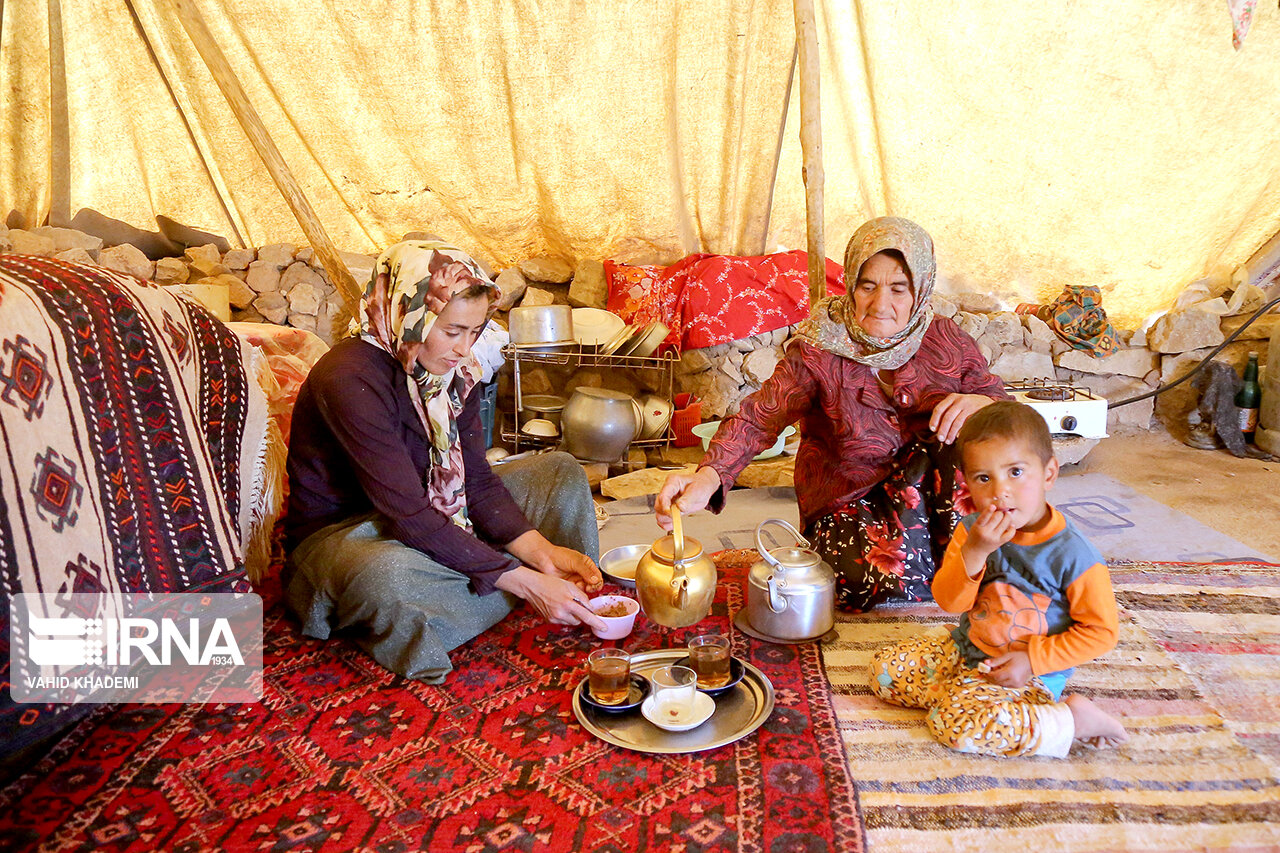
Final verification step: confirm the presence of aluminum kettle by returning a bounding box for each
[746,519,835,640]
[635,508,717,628]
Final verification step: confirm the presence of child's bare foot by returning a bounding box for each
[1065,694,1128,748]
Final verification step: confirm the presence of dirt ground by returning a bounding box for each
[1070,423,1279,559]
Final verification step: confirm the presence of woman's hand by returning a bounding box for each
[537,543,604,593]
[654,466,721,531]
[981,650,1033,688]
[506,531,603,593]
[495,567,607,631]
[929,393,996,444]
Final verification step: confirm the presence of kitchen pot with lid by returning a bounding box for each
[560,387,642,462]
[509,305,574,347]
[746,519,835,641]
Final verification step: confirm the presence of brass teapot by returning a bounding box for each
[635,508,717,628]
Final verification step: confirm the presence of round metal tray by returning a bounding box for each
[573,648,774,753]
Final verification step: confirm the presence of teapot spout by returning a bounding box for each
[671,575,689,610]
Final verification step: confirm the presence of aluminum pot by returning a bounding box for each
[561,388,641,462]
[746,518,835,640]
[517,394,566,429]
[509,305,574,346]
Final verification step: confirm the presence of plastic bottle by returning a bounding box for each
[1236,351,1261,442]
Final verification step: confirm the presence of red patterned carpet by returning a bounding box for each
[0,550,864,852]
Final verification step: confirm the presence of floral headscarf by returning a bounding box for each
[352,240,499,530]
[791,217,936,370]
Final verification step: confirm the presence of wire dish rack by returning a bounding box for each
[501,343,678,454]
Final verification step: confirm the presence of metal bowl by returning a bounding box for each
[518,394,567,429]
[509,305,574,346]
[599,544,648,589]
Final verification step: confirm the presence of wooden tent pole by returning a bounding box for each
[167,0,361,325]
[793,0,826,306]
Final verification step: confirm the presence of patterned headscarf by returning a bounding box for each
[352,240,499,530]
[792,217,936,370]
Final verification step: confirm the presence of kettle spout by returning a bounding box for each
[670,575,689,610]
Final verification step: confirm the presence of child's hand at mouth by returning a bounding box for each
[961,505,1018,577]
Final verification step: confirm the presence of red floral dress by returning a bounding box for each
[703,316,1006,611]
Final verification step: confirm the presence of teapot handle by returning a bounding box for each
[766,573,787,613]
[670,507,689,609]
[755,518,810,570]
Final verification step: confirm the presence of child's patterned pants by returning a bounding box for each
[869,626,1075,758]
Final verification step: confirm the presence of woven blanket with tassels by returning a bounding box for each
[0,254,272,765]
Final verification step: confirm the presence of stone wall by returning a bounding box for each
[671,291,1274,436]
[0,224,371,346]
[2,222,1271,439]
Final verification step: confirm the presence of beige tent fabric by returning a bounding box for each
[2,0,795,264]
[770,2,1280,327]
[3,2,1280,327]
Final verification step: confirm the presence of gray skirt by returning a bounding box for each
[284,451,599,683]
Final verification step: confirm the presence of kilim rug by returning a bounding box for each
[823,560,1280,852]
[0,549,864,852]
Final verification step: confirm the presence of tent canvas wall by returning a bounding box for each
[3,1,1280,328]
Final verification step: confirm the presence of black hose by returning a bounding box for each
[1107,294,1280,409]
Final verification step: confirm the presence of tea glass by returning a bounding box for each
[587,648,631,705]
[687,634,732,689]
[650,664,698,723]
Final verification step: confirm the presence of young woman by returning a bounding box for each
[284,241,604,682]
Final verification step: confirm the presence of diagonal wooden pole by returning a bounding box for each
[167,0,361,329]
[793,0,826,307]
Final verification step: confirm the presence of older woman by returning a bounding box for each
[285,241,605,682]
[657,217,1008,611]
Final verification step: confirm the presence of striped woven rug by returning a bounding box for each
[823,560,1280,852]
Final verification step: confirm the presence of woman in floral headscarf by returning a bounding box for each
[284,241,605,682]
[657,218,1008,612]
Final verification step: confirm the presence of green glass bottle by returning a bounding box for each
[1236,351,1261,442]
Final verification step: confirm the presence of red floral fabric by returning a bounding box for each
[229,322,329,448]
[808,440,966,611]
[605,250,846,351]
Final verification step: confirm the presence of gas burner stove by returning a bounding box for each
[1003,379,1109,439]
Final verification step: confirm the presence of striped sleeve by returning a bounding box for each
[931,523,983,614]
[1027,562,1119,675]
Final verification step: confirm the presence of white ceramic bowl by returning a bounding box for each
[521,418,559,438]
[587,595,640,640]
[637,394,673,440]
[572,308,626,346]
[691,421,797,460]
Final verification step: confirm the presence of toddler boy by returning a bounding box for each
[869,400,1127,757]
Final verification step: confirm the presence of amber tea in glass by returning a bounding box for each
[587,648,631,705]
[688,634,731,688]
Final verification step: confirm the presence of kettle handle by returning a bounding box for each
[766,573,787,613]
[755,518,810,570]
[670,507,689,609]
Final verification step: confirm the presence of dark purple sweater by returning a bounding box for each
[285,338,530,594]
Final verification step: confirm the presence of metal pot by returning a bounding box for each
[746,519,835,640]
[517,394,566,429]
[509,305,574,346]
[560,388,641,462]
[635,508,717,628]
